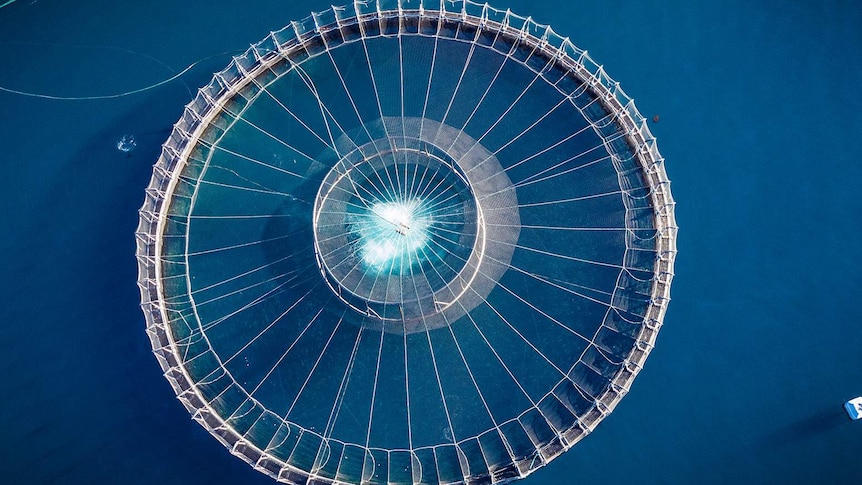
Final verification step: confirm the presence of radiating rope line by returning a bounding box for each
[189,213,298,219]
[444,23,513,152]
[406,246,459,447]
[476,153,614,204]
[421,221,627,276]
[456,46,559,166]
[184,232,296,257]
[210,101,324,169]
[446,265,566,457]
[401,308,414,455]
[288,62,389,210]
[283,310,346,419]
[247,71,335,150]
[495,120,596,176]
[244,302,329,400]
[317,173,387,214]
[411,187,468,220]
[202,282,324,378]
[411,240,524,438]
[165,251,298,300]
[445,57,610,187]
[473,92,573,171]
[484,252,617,308]
[406,165,458,214]
[513,148,613,188]
[505,190,622,208]
[398,33,407,166]
[173,275,313,346]
[358,22,396,161]
[200,269,320,331]
[487,224,628,232]
[324,326,366,433]
[426,219,648,386]
[407,160,446,203]
[406,155,426,204]
[359,321,388,480]
[410,225,578,440]
[195,178,298,198]
[482,236,626,269]
[418,229,602,343]
[189,267,306,309]
[195,137,306,179]
[290,61,347,162]
[314,162,466,269]
[322,37,399,204]
[429,24,482,145]
[418,22,443,142]
[200,178,402,240]
[309,323,365,474]
[198,118,382,214]
[480,294,599,402]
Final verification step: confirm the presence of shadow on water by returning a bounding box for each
[760,406,850,450]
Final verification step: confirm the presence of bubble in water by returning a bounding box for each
[117,134,136,153]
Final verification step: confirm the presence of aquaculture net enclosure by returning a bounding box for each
[136,1,677,483]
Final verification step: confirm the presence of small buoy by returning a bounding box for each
[652,115,660,123]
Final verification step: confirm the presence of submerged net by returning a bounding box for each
[136,1,677,483]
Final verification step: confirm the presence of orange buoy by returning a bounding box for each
[653,114,660,123]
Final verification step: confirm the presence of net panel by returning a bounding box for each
[136,1,677,484]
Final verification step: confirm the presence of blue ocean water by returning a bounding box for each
[1,1,860,484]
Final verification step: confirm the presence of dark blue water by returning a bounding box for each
[1,1,860,483]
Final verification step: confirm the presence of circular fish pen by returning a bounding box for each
[135,1,677,483]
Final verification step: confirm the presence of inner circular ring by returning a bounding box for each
[313,136,484,325]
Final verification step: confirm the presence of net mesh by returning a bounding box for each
[136,1,677,484]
